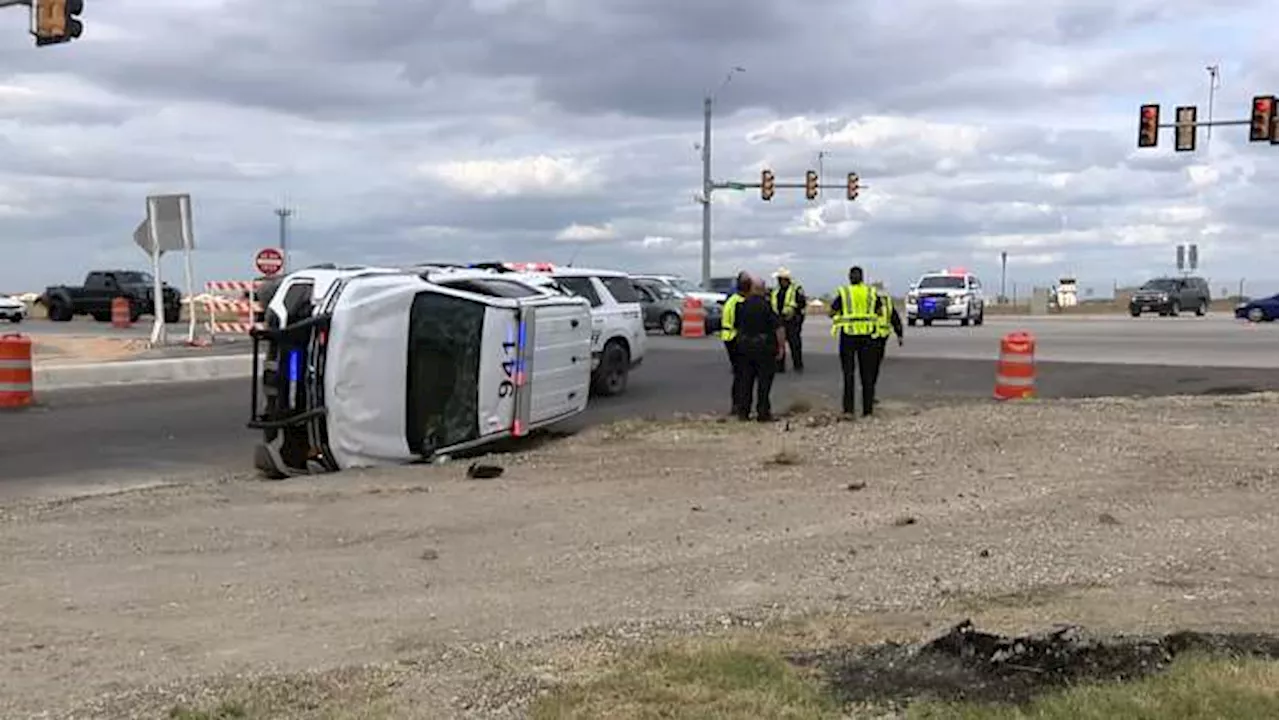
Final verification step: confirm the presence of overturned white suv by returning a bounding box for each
[249,265,593,478]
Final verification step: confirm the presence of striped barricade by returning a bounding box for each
[204,280,262,337]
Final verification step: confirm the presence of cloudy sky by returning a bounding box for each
[1,0,1277,298]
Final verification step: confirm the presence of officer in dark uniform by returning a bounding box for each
[770,267,807,373]
[732,275,786,422]
[869,291,904,404]
[827,266,880,417]
[719,271,752,414]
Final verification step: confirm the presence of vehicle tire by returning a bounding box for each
[592,341,630,397]
[1130,309,1141,317]
[92,311,110,322]
[922,319,933,327]
[8,315,20,324]
[974,308,984,326]
[163,306,181,324]
[660,312,681,336]
[1194,300,1208,317]
[47,300,72,322]
[1247,307,1265,323]
[253,444,288,481]
[960,317,970,327]
[907,317,917,327]
[1169,300,1181,316]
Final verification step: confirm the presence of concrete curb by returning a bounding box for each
[34,354,254,392]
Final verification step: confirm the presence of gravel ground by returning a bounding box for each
[0,393,1275,718]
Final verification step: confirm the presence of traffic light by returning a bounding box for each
[32,0,84,47]
[1249,95,1276,142]
[1137,104,1159,148]
[804,170,818,201]
[760,169,775,201]
[846,173,860,201]
[1174,106,1197,152]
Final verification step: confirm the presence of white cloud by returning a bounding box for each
[554,222,617,243]
[420,155,599,197]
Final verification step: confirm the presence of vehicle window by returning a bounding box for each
[1141,279,1178,290]
[405,292,483,457]
[438,278,541,298]
[632,283,654,302]
[555,276,602,307]
[668,278,700,294]
[85,273,111,289]
[917,276,966,290]
[653,284,679,299]
[600,276,640,304]
[968,277,982,289]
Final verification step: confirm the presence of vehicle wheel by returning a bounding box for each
[1247,307,1265,323]
[907,318,917,327]
[960,317,970,327]
[8,315,21,324]
[1169,300,1181,316]
[922,319,933,327]
[163,306,181,324]
[592,341,630,397]
[92,311,110,322]
[660,312,681,336]
[1194,300,1207,317]
[1130,309,1141,317]
[253,444,288,481]
[974,309,984,326]
[47,301,72,322]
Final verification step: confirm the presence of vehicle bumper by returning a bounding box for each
[906,301,969,320]
[0,307,25,321]
[1129,300,1171,313]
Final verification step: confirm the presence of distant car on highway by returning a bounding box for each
[0,295,27,323]
[1234,294,1279,323]
[1129,276,1211,317]
[249,265,593,478]
[42,270,182,324]
[631,277,724,335]
[905,269,987,327]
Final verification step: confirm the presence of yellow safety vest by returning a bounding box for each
[831,284,878,337]
[770,283,800,319]
[874,296,893,339]
[720,293,744,341]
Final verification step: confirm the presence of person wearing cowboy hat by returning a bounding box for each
[770,266,807,373]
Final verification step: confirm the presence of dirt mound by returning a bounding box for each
[792,620,1278,705]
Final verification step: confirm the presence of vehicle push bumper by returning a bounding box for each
[248,313,337,477]
[912,296,954,320]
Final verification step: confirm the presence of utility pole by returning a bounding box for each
[275,206,293,273]
[817,150,830,199]
[699,66,745,290]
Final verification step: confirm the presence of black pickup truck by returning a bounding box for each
[43,270,182,323]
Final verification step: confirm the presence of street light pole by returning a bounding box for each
[1205,64,1221,148]
[699,66,744,290]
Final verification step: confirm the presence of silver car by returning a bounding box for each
[632,278,721,335]
[0,295,27,323]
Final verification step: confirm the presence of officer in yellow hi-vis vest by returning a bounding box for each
[719,271,751,415]
[770,267,807,373]
[827,266,880,417]
[869,288,904,404]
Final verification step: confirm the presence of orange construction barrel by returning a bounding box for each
[994,331,1036,401]
[680,297,706,338]
[111,296,133,328]
[0,333,34,409]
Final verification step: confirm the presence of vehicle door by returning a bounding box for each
[632,281,659,328]
[553,276,605,348]
[1175,278,1196,307]
[967,276,984,310]
[84,272,117,314]
[404,289,487,458]
[597,276,644,348]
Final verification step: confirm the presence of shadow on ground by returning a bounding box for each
[791,620,1279,705]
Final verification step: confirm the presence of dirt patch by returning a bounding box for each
[27,335,151,365]
[0,393,1275,718]
[795,619,1279,706]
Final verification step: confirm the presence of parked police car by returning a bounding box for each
[248,265,593,478]
[467,263,646,397]
[905,269,987,327]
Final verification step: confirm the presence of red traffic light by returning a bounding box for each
[760,169,775,201]
[1250,96,1276,142]
[1137,104,1160,148]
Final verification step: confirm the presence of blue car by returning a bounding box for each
[1234,294,1279,323]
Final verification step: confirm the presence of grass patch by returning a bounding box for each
[168,701,248,720]
[765,448,803,467]
[905,654,1278,720]
[529,641,842,720]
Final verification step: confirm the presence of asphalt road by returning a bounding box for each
[1,339,1275,495]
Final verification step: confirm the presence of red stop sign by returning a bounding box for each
[255,247,285,276]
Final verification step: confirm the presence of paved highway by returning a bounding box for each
[1,338,1275,495]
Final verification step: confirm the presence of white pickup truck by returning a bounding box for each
[249,265,593,478]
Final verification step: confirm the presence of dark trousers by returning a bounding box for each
[838,334,880,416]
[778,318,804,372]
[724,340,743,413]
[870,337,887,386]
[733,337,777,419]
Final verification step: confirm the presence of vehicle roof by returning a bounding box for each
[547,266,630,278]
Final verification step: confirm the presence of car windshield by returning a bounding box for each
[1140,279,1179,290]
[668,278,700,293]
[117,271,154,284]
[917,276,965,290]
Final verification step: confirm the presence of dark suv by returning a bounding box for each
[1129,276,1211,317]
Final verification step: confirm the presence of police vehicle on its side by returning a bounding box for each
[249,264,593,478]
[904,268,987,327]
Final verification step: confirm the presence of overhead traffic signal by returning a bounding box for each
[32,0,83,47]
[1137,103,1160,148]
[1249,95,1276,143]
[846,173,860,201]
[804,170,818,201]
[760,169,775,201]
